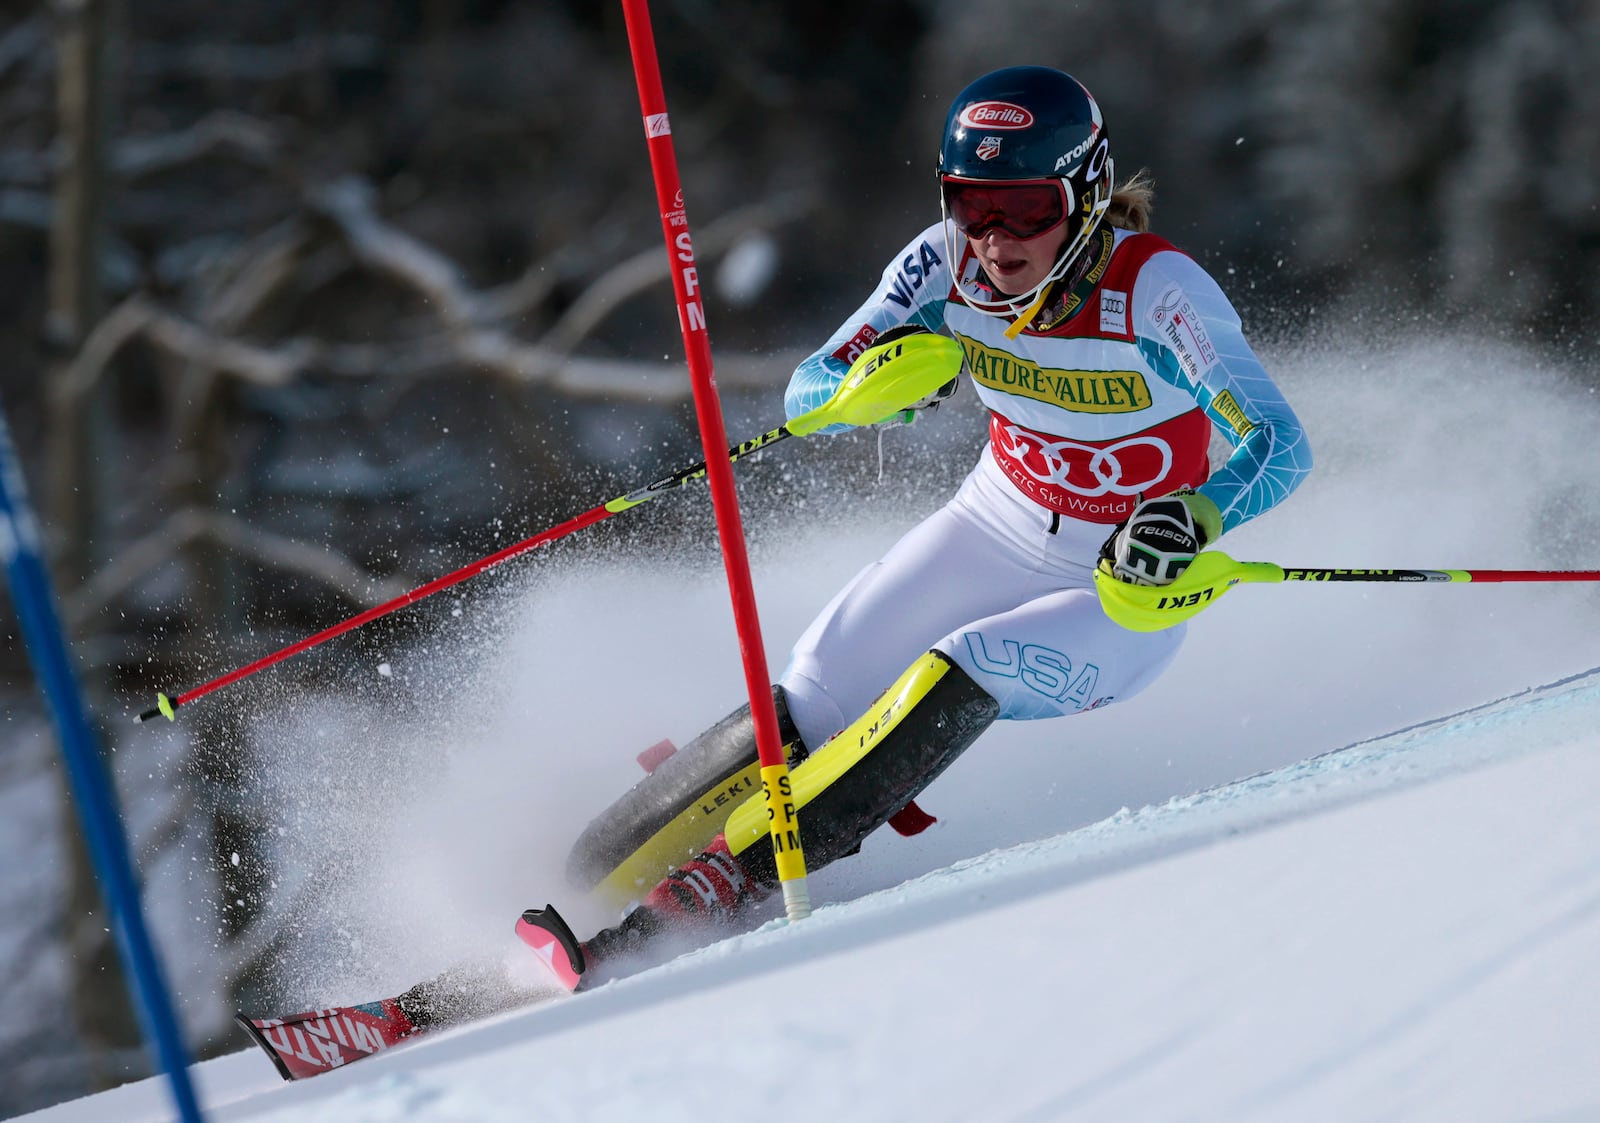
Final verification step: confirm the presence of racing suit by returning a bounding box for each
[778,221,1314,746]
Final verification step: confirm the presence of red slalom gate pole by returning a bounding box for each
[619,0,810,919]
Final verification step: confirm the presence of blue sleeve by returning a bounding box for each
[1134,252,1313,534]
[785,224,953,433]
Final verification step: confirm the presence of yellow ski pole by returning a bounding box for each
[1096,550,1600,632]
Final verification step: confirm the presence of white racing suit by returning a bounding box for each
[779,221,1314,747]
[563,219,1315,930]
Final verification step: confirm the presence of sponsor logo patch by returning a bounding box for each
[1099,289,1128,335]
[955,334,1151,414]
[962,632,1103,709]
[983,408,1213,523]
[832,323,880,365]
[1149,283,1218,381]
[976,135,1003,161]
[877,241,943,310]
[958,101,1035,130]
[1053,126,1102,172]
[1210,389,1256,438]
[1284,568,1403,581]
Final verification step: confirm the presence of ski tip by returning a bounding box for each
[514,905,586,992]
[234,1012,297,1082]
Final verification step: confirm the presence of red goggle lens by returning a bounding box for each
[942,180,1067,240]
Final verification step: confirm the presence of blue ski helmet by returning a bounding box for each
[938,66,1115,316]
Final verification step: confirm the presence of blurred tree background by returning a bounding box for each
[1,0,1597,1113]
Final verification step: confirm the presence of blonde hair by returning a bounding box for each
[1105,167,1155,232]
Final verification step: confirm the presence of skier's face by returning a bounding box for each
[966,224,1071,298]
[943,177,1072,298]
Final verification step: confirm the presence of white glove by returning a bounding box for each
[1100,490,1223,586]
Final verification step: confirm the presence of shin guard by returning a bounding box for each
[566,687,803,908]
[725,650,998,874]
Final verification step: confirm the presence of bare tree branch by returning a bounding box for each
[473,258,566,325]
[65,507,416,630]
[0,15,46,85]
[192,217,318,333]
[62,279,796,415]
[308,177,486,330]
[132,35,383,84]
[538,192,808,355]
[0,187,50,230]
[447,327,794,397]
[3,109,289,188]
[310,174,813,351]
[45,174,805,635]
[115,110,287,180]
[59,294,311,404]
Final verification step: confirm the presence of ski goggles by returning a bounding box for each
[941,177,1070,241]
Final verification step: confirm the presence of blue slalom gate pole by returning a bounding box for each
[0,412,205,1122]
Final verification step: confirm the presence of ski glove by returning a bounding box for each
[1101,489,1223,586]
[856,324,961,427]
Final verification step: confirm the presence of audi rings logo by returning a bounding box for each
[995,425,1173,496]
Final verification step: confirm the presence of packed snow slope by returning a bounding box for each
[14,335,1600,1121]
[22,662,1600,1122]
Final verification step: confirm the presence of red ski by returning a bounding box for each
[237,905,590,1080]
[235,1000,421,1081]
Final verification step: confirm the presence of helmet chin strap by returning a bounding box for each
[1002,284,1054,341]
[998,233,1100,340]
[947,227,1085,330]
[1001,216,1106,340]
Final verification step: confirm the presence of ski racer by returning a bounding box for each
[240,64,1315,1075]
[547,63,1314,971]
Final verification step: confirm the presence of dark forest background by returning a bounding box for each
[2,0,1598,1114]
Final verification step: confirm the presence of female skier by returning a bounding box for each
[531,62,1315,979]
[239,66,1317,1074]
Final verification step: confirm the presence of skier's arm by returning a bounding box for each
[785,224,954,434]
[1135,253,1313,535]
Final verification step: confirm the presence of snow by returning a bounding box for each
[14,333,1600,1121]
[17,664,1600,1122]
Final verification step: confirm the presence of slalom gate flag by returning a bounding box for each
[0,412,207,1122]
[619,0,812,920]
